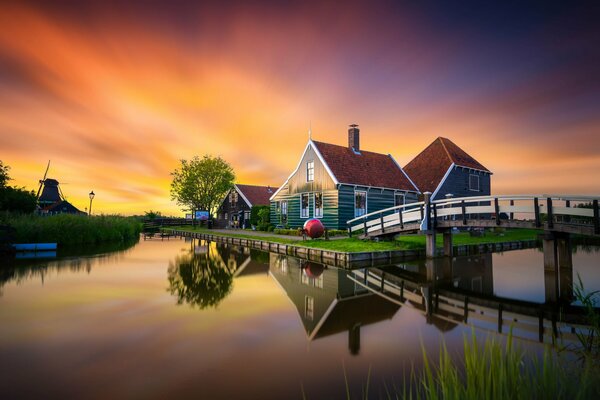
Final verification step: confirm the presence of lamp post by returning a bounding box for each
[89,190,95,216]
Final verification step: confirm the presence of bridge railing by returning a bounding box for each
[346,201,425,236]
[347,194,600,237]
[431,195,600,232]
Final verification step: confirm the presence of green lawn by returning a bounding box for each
[167,226,540,253]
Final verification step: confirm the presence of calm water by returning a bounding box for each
[0,237,599,399]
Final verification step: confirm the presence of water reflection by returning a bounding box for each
[0,238,138,296]
[269,254,400,355]
[167,239,269,309]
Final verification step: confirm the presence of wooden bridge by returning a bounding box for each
[347,193,600,258]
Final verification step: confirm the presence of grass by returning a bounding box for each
[399,332,599,400]
[167,225,540,253]
[1,212,142,245]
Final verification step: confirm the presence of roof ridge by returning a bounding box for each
[437,137,453,163]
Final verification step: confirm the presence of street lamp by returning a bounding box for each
[89,190,95,216]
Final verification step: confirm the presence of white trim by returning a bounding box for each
[308,299,338,341]
[388,153,420,193]
[234,184,253,208]
[300,193,310,219]
[456,165,492,175]
[339,182,418,194]
[354,189,368,218]
[269,140,339,201]
[311,140,339,185]
[431,163,455,201]
[313,192,323,218]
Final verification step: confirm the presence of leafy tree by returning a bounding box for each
[170,155,235,219]
[0,160,9,189]
[144,210,162,220]
[250,205,269,226]
[0,160,37,213]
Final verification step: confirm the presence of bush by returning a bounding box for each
[250,205,269,226]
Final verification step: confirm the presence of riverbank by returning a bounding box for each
[168,226,541,267]
[1,213,142,246]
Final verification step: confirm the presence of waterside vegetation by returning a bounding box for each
[1,213,142,246]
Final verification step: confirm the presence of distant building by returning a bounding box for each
[404,137,492,201]
[270,125,419,229]
[216,184,276,228]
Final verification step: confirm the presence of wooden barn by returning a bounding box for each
[216,184,276,229]
[403,137,492,201]
[269,125,419,229]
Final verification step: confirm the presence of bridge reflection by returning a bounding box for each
[268,249,598,353]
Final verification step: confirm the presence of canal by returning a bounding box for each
[0,237,599,399]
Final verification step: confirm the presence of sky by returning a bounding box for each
[0,0,599,215]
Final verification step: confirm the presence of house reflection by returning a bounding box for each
[269,253,400,355]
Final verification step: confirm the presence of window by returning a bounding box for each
[301,194,309,218]
[355,191,367,217]
[395,193,405,207]
[281,200,288,222]
[307,160,314,182]
[314,193,323,218]
[305,296,314,321]
[469,174,480,191]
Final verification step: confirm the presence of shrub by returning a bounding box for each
[250,205,269,226]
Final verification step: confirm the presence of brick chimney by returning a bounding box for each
[348,124,359,152]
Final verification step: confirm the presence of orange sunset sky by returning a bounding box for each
[1,1,599,215]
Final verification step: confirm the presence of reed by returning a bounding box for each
[1,212,142,245]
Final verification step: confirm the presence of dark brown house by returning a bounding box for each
[215,184,276,228]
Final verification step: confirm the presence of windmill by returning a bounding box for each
[36,161,67,208]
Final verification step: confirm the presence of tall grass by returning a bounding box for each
[0,212,142,245]
[394,332,599,400]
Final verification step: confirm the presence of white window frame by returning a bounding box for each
[281,200,288,223]
[469,174,480,191]
[300,193,310,218]
[306,160,314,182]
[304,296,314,321]
[354,190,367,218]
[314,192,323,218]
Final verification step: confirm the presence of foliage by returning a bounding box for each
[0,160,9,188]
[0,186,37,213]
[167,242,235,309]
[395,332,599,400]
[569,275,600,364]
[170,155,235,215]
[0,160,37,214]
[250,205,269,226]
[144,210,163,220]
[0,213,142,245]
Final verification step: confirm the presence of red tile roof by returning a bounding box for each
[312,141,417,191]
[403,137,490,193]
[236,184,276,206]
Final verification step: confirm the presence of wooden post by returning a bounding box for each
[594,199,599,235]
[494,198,500,226]
[463,296,469,323]
[534,197,541,228]
[400,280,404,301]
[380,272,385,292]
[363,217,367,236]
[547,197,554,229]
[398,207,404,229]
[497,303,503,333]
[461,200,467,225]
[347,222,352,237]
[509,199,514,220]
[443,230,453,257]
[432,204,438,229]
[380,212,385,233]
[564,200,571,223]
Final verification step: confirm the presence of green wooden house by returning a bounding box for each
[270,124,419,229]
